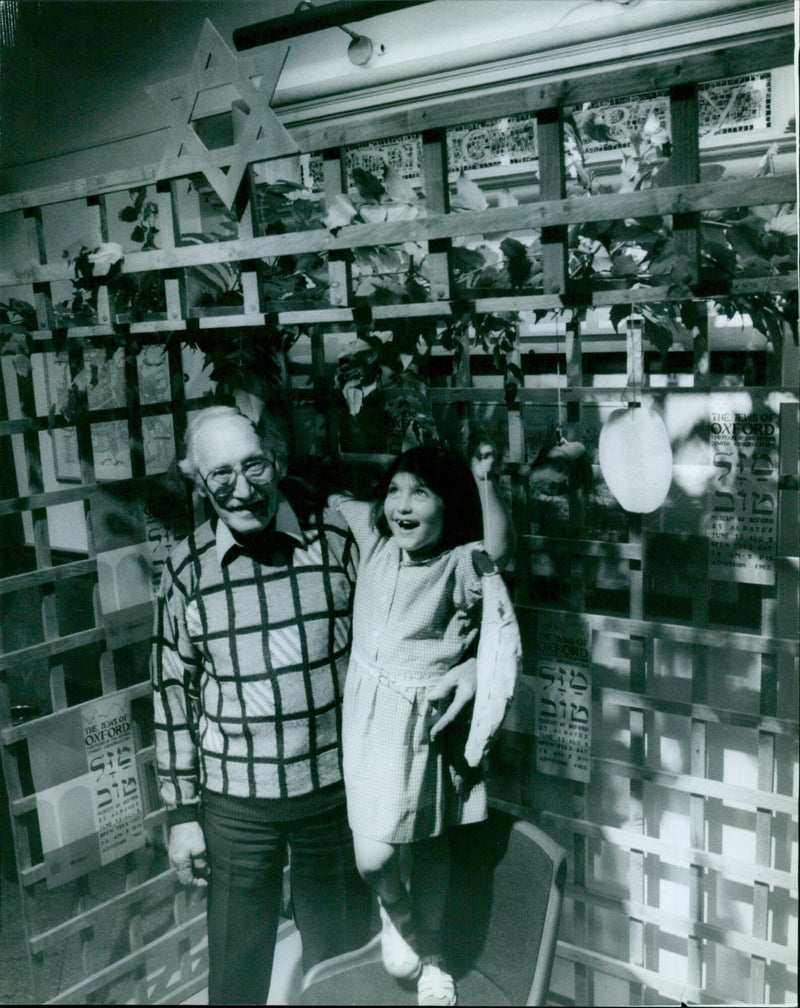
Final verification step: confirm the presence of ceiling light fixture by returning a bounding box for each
[293,1,377,66]
[233,0,431,52]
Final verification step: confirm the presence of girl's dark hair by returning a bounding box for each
[371,446,483,552]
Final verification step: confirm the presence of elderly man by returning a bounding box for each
[151,405,475,1004]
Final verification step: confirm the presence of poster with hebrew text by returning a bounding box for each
[534,612,592,782]
[28,694,145,888]
[708,393,779,585]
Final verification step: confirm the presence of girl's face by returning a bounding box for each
[383,470,445,560]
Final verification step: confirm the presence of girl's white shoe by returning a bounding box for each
[378,899,422,981]
[417,956,457,1006]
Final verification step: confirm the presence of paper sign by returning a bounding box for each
[29,695,144,887]
[535,613,592,782]
[708,396,779,585]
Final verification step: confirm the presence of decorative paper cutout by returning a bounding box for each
[146,19,297,208]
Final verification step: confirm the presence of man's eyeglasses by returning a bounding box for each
[200,456,276,499]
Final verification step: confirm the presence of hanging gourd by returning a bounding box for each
[599,316,673,514]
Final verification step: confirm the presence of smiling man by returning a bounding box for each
[150,405,373,1004]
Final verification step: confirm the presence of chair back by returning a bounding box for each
[300,807,566,1006]
[444,809,566,1005]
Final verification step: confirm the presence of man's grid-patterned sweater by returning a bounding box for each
[151,503,356,825]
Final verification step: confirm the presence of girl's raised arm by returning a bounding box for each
[470,444,515,569]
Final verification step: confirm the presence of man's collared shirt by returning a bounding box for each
[151,489,357,824]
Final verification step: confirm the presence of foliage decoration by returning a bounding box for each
[440,312,524,405]
[0,298,37,377]
[257,180,330,308]
[57,242,168,326]
[336,316,439,445]
[442,117,796,361]
[173,320,303,423]
[119,186,160,250]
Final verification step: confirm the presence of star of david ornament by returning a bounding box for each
[146,19,298,209]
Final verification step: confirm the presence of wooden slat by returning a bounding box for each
[527,534,642,560]
[0,557,98,595]
[626,513,648,1002]
[592,755,797,816]
[572,830,591,1005]
[322,148,351,309]
[28,869,180,954]
[46,912,206,1005]
[562,883,799,968]
[2,272,794,342]
[150,972,208,1008]
[596,687,797,738]
[428,373,800,404]
[103,601,155,651]
[670,83,701,282]
[517,604,800,657]
[536,108,568,296]
[1,176,794,288]
[0,474,160,517]
[287,32,793,153]
[554,940,716,1006]
[420,128,452,304]
[535,809,798,891]
[1,682,152,745]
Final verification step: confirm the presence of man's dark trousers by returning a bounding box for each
[203,797,372,1004]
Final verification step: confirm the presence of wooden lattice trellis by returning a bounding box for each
[0,23,797,1006]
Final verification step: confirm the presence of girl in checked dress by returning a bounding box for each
[330,444,512,1006]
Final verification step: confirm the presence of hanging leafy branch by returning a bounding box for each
[0,298,37,376]
[336,315,439,444]
[174,320,303,422]
[57,242,167,325]
[440,312,524,405]
[322,164,434,305]
[119,186,159,250]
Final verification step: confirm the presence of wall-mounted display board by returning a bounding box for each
[0,12,796,1005]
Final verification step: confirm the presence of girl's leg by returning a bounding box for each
[410,835,457,1006]
[353,832,421,980]
[352,833,404,905]
[409,834,450,959]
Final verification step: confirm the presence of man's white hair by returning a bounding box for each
[179,405,288,480]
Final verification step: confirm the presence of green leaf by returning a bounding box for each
[702,240,737,274]
[352,167,385,202]
[611,254,642,277]
[610,303,632,333]
[651,157,680,188]
[452,170,488,212]
[508,255,532,287]
[500,237,527,259]
[452,246,488,275]
[119,205,139,222]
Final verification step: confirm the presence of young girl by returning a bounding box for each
[331,445,513,1007]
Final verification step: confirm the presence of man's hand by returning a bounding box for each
[427,657,477,741]
[169,821,209,887]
